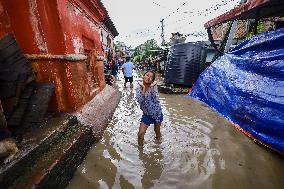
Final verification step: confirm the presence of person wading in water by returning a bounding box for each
[135,71,163,146]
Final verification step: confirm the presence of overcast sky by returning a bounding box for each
[101,0,241,47]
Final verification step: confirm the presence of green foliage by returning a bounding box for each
[257,20,264,33]
[133,55,142,62]
[114,41,124,52]
[247,20,264,39]
[133,39,162,62]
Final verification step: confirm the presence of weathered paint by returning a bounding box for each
[72,37,84,54]
[28,0,48,52]
[25,54,87,61]
[0,0,114,112]
[30,58,102,112]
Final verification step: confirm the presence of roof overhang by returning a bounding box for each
[205,0,284,29]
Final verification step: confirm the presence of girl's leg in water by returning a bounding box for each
[154,123,161,140]
[138,122,148,146]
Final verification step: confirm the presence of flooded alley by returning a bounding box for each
[67,71,284,189]
[1,1,284,188]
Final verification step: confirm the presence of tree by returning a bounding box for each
[133,39,162,62]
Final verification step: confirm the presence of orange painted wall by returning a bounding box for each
[0,0,108,112]
[31,59,93,111]
[58,0,104,54]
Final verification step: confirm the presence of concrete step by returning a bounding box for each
[0,114,95,189]
[0,85,121,189]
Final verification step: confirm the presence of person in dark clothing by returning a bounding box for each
[110,58,118,83]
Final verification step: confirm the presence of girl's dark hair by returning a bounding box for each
[144,70,156,81]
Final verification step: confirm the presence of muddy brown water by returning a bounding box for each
[67,71,284,189]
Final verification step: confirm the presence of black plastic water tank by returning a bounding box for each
[0,34,35,98]
[164,42,206,87]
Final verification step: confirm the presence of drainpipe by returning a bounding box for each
[224,0,246,52]
[224,21,238,52]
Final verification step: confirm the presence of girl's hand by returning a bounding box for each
[150,82,157,94]
[150,82,157,88]
[139,82,146,96]
[138,82,144,88]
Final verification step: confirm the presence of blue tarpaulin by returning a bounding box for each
[190,28,284,154]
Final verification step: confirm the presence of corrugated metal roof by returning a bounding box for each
[205,0,284,28]
[97,0,119,37]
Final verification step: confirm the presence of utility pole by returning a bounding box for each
[160,19,165,46]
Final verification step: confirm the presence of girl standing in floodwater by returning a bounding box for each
[136,71,163,146]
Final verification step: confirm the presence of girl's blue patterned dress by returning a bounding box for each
[135,85,163,123]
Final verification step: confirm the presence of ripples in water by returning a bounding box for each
[67,72,284,189]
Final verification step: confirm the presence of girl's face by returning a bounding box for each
[143,72,154,84]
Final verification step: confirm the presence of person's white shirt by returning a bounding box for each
[122,61,135,77]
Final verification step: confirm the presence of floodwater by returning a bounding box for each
[67,71,284,189]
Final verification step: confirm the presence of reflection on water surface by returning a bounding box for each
[67,72,284,189]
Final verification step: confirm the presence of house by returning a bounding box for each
[0,0,118,112]
[209,0,284,47]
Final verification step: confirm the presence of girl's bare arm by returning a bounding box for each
[150,82,157,95]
